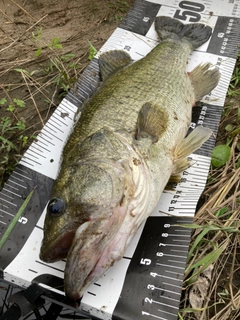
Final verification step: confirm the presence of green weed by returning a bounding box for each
[33,33,81,96]
[211,144,231,168]
[227,66,240,96]
[88,41,97,60]
[0,98,35,186]
[211,55,240,168]
[227,51,240,96]
[45,53,81,96]
[108,0,130,20]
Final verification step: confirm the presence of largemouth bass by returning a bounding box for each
[40,16,220,300]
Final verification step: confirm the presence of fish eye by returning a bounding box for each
[47,197,65,216]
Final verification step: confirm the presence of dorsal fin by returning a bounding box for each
[188,62,221,101]
[98,50,132,81]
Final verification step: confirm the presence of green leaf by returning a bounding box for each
[1,117,11,132]
[0,136,17,150]
[61,53,75,62]
[211,144,231,168]
[35,47,42,57]
[214,207,228,217]
[49,37,62,50]
[225,124,233,132]
[0,98,7,105]
[0,190,34,250]
[13,98,25,107]
[16,120,26,130]
[237,107,240,121]
[237,158,240,168]
[88,41,97,60]
[231,126,240,137]
[14,68,31,76]
[32,27,42,40]
[190,241,228,272]
[6,104,15,112]
[19,135,28,147]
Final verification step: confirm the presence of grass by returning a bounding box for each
[178,53,240,320]
[0,35,87,188]
[0,97,35,184]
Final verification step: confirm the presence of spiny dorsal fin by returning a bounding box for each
[135,102,169,143]
[99,50,132,81]
[189,62,221,101]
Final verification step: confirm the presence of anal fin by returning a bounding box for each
[173,126,212,173]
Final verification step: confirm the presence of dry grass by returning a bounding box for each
[179,65,240,319]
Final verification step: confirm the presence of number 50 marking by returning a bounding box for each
[174,1,205,22]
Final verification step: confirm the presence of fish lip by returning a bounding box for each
[64,259,99,300]
[65,287,82,301]
[40,230,76,263]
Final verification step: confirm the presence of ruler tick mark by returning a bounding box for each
[153,285,181,296]
[170,249,188,253]
[161,295,180,303]
[162,282,182,289]
[166,234,190,237]
[156,263,185,270]
[152,300,179,310]
[0,209,14,217]
[162,253,186,258]
[2,188,21,197]
[163,243,189,248]
[157,309,176,317]
[168,259,186,265]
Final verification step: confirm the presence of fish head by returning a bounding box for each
[40,128,145,300]
[40,160,127,263]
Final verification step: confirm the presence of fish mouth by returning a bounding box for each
[40,230,76,263]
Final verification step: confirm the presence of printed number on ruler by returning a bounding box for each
[174,1,205,22]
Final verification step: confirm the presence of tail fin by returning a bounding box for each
[155,16,212,50]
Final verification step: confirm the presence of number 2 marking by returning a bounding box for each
[145,297,153,304]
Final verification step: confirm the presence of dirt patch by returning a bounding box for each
[0,0,134,186]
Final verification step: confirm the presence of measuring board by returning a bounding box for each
[1,1,240,319]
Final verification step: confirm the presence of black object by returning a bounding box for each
[0,283,52,320]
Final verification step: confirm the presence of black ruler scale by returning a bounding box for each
[1,1,240,320]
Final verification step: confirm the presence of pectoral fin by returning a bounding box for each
[189,63,221,101]
[99,50,132,81]
[136,102,169,143]
[173,126,212,173]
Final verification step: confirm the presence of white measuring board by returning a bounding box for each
[1,1,240,320]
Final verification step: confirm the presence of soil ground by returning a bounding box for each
[0,0,134,183]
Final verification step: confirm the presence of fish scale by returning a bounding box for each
[1,1,240,319]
